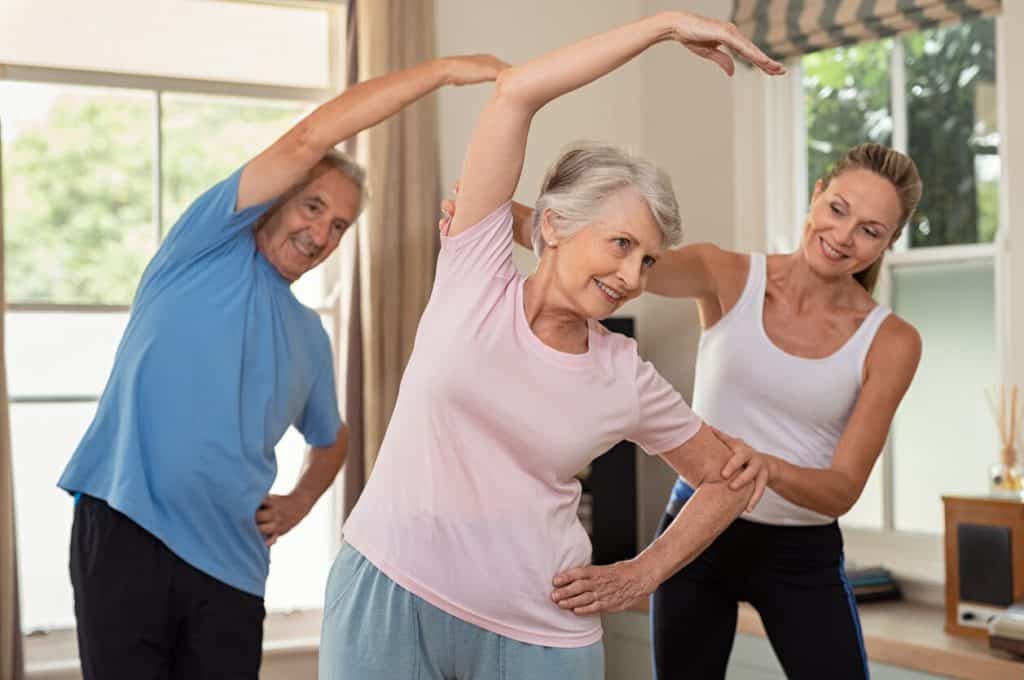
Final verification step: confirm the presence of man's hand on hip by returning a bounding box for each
[256,492,314,547]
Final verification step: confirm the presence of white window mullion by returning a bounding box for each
[994,13,1013,397]
[154,90,164,240]
[790,61,808,248]
[880,38,910,530]
[890,39,911,254]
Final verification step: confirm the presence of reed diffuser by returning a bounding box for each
[987,384,1024,498]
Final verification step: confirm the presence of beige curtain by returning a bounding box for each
[0,122,26,680]
[344,0,441,496]
[341,0,366,516]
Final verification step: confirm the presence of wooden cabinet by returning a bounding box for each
[942,495,1024,638]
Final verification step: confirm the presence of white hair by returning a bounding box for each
[320,148,368,220]
[531,141,683,257]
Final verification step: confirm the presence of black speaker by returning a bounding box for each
[958,523,1014,606]
[577,317,638,565]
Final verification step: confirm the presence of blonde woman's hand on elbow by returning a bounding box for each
[712,427,774,512]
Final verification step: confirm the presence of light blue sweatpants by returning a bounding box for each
[319,543,604,680]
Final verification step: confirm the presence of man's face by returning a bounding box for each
[256,165,362,282]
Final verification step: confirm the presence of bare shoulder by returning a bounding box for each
[876,313,922,356]
[686,242,748,284]
[688,242,745,267]
[865,313,922,386]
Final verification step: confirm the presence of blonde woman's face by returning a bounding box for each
[545,188,664,320]
[800,168,903,279]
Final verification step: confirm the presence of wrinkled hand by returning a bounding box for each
[712,427,772,512]
[442,54,510,86]
[256,493,313,547]
[668,12,785,77]
[551,559,655,616]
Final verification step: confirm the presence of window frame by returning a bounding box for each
[3,2,350,631]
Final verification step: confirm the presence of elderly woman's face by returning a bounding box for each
[548,188,664,320]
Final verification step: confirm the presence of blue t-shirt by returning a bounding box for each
[58,166,342,597]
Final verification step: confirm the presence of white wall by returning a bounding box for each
[435,0,738,542]
[999,4,1024,399]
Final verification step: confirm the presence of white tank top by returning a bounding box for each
[691,253,891,526]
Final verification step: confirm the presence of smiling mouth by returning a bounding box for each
[290,236,319,259]
[819,236,849,261]
[594,278,624,303]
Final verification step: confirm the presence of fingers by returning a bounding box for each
[439,187,459,232]
[556,592,597,611]
[551,578,591,603]
[573,594,632,616]
[723,39,782,74]
[552,567,590,588]
[713,23,784,75]
[256,502,277,539]
[677,17,784,76]
[721,449,750,480]
[687,43,735,76]
[572,601,609,616]
[728,458,759,490]
[747,467,769,513]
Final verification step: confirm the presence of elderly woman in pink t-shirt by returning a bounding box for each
[320,10,784,680]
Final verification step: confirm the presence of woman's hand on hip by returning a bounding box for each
[551,558,656,616]
[713,427,773,512]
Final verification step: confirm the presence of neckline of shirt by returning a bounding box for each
[753,253,887,364]
[515,275,596,370]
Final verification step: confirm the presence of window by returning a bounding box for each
[3,1,345,632]
[0,0,331,89]
[801,17,1000,535]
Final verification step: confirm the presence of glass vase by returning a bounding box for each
[989,446,1024,499]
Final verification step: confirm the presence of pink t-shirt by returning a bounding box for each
[342,202,702,647]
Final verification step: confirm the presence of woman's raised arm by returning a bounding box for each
[447,11,783,237]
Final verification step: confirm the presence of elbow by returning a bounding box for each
[828,485,862,519]
[493,68,541,111]
[833,497,857,520]
[290,119,333,166]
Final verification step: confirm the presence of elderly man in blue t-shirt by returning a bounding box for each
[57,54,505,680]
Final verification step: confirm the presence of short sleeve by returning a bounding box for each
[435,201,517,288]
[629,356,703,455]
[295,349,343,448]
[146,165,276,277]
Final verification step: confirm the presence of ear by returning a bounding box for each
[810,179,824,202]
[540,208,561,248]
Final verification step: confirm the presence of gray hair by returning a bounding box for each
[531,141,683,257]
[319,148,368,220]
[255,148,369,233]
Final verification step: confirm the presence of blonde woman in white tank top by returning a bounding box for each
[489,144,923,679]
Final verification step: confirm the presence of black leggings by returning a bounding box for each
[650,512,869,680]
